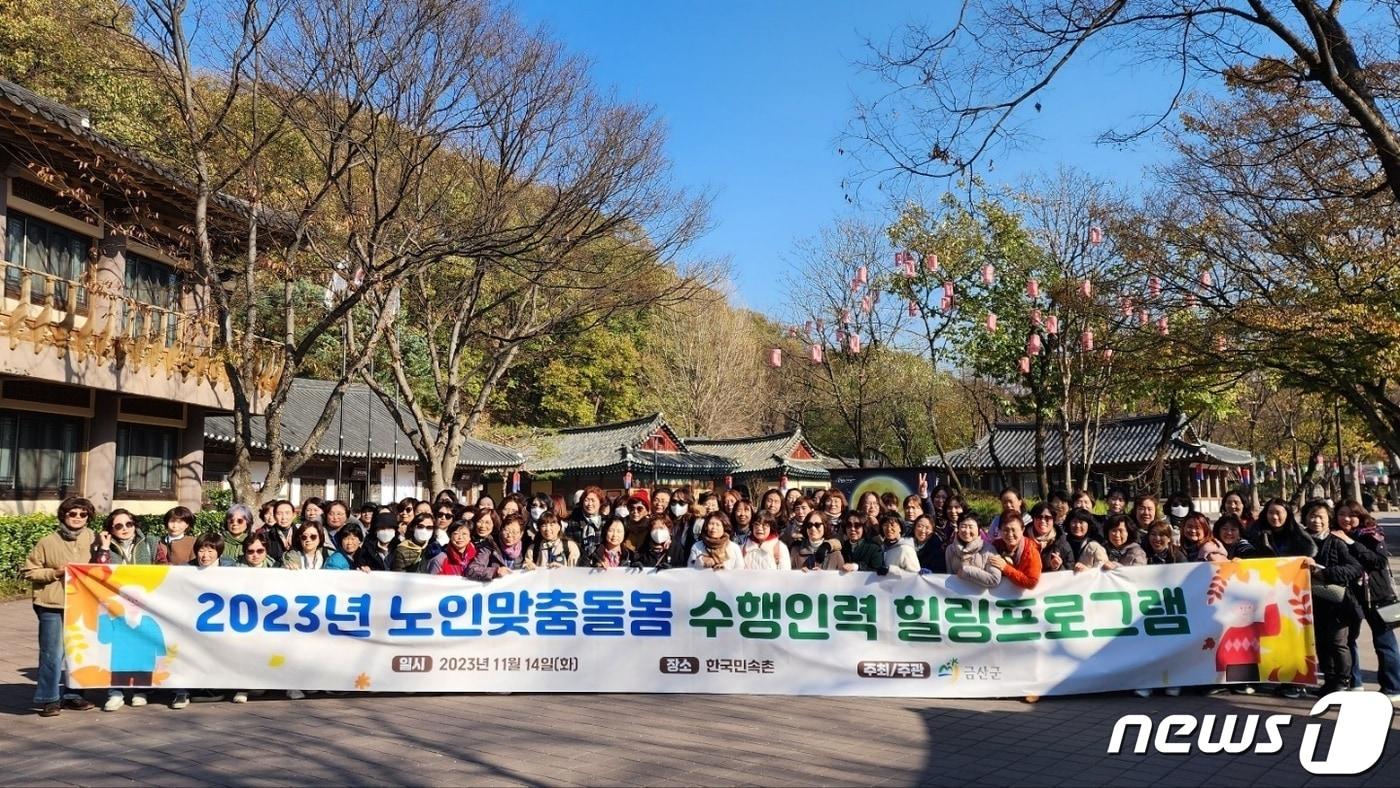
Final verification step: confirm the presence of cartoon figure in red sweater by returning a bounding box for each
[1214,599,1281,682]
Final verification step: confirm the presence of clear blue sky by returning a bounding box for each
[512,1,1193,317]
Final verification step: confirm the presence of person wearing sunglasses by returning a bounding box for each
[24,496,99,717]
[237,533,277,569]
[93,509,167,567]
[281,521,351,570]
[220,504,255,561]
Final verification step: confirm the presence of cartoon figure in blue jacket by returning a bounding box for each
[98,590,167,687]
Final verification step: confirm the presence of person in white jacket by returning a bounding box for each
[689,511,742,570]
[945,515,1002,588]
[878,513,920,575]
[741,513,791,570]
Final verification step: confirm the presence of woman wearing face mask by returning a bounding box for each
[589,517,637,570]
[1179,513,1227,562]
[791,513,843,571]
[529,512,580,568]
[1062,508,1108,572]
[1028,502,1073,573]
[878,513,920,575]
[690,512,742,570]
[1101,515,1146,569]
[1164,493,1195,532]
[1213,514,1267,559]
[636,515,680,569]
[1301,500,1364,694]
[357,512,400,571]
[282,521,350,570]
[220,504,255,561]
[426,521,477,576]
[741,512,790,570]
[392,513,435,571]
[1335,501,1400,699]
[946,513,1002,588]
[566,485,606,557]
[526,494,553,536]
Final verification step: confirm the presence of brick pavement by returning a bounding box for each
[0,598,1396,787]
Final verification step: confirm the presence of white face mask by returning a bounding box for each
[614,506,629,518]
[529,506,546,520]
[1169,505,1189,519]
[650,527,670,544]
[376,529,395,544]
[671,503,687,517]
[412,527,432,543]
[435,530,450,546]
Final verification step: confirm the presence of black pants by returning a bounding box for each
[1316,612,1353,690]
[110,671,153,688]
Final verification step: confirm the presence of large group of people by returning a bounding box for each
[22,483,1400,716]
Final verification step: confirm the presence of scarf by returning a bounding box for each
[113,535,137,563]
[601,546,622,568]
[703,532,730,566]
[1032,523,1057,549]
[437,544,473,575]
[502,540,523,568]
[59,524,84,541]
[536,538,565,565]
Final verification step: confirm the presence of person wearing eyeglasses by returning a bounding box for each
[791,514,843,571]
[23,496,99,717]
[220,504,255,561]
[281,521,351,570]
[623,496,652,551]
[93,509,168,568]
[237,533,277,569]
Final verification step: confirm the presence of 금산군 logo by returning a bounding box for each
[1106,690,1394,775]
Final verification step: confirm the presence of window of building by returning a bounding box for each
[116,423,176,495]
[0,410,82,496]
[124,253,180,346]
[4,211,90,310]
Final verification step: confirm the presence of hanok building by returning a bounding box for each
[684,428,835,497]
[0,79,278,514]
[204,378,522,507]
[940,413,1253,513]
[514,414,738,499]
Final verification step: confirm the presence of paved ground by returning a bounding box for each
[1,601,1397,786]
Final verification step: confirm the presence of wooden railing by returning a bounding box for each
[0,260,283,395]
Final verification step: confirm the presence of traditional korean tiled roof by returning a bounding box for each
[683,428,835,480]
[523,414,737,476]
[204,379,522,468]
[937,413,1252,469]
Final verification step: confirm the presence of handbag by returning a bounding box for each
[1312,582,1348,605]
[1376,600,1400,628]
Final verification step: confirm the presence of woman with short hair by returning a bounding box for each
[24,497,99,717]
[690,512,742,570]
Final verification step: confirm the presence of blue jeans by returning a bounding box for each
[1349,607,1400,694]
[33,605,65,705]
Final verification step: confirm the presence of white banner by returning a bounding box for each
[64,558,1317,697]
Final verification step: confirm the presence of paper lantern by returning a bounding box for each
[1157,315,1169,336]
[767,348,783,368]
[850,277,863,293]
[1199,269,1213,288]
[924,253,939,272]
[981,263,996,286]
[1079,279,1092,298]
[1031,308,1042,327]
[1214,335,1227,353]
[809,344,824,364]
[1018,356,1031,375]
[786,326,798,338]
[847,334,862,353]
[1120,296,1133,318]
[1137,308,1149,327]
[907,300,919,317]
[855,265,868,285]
[835,328,847,345]
[943,280,955,297]
[1089,226,1104,245]
[860,294,873,314]
[985,312,998,332]
[1027,279,1040,299]
[1102,348,1114,362]
[840,309,852,325]
[623,471,633,490]
[1148,276,1161,299]
[1186,293,1198,309]
[1028,334,1043,356]
[803,320,813,335]
[1080,330,1094,351]
[815,318,825,332]
[1045,315,1059,335]
[940,294,953,313]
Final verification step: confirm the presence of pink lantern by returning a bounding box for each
[1148,276,1162,299]
[1186,293,1198,309]
[815,318,825,332]
[860,295,873,314]
[981,263,996,286]
[1199,269,1213,288]
[924,253,939,273]
[855,265,868,285]
[1027,279,1040,299]
[1080,330,1094,351]
[809,344,824,364]
[985,312,998,332]
[803,320,813,335]
[840,308,852,325]
[940,294,953,313]
[1214,335,1227,353]
[1028,334,1043,356]
[1137,308,1149,327]
[943,280,955,298]
[786,326,798,338]
[1120,296,1133,318]
[850,277,862,293]
[1079,279,1092,299]
[1018,356,1031,375]
[1031,308,1042,327]
[1102,348,1114,362]
[835,328,847,345]
[1156,315,1169,336]
[1089,226,1104,245]
[767,348,783,368]
[1045,315,1059,335]
[847,334,862,353]
[907,300,919,317]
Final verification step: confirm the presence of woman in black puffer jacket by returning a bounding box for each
[1335,501,1400,697]
[1301,500,1364,694]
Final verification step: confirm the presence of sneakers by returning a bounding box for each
[1133,689,1152,698]
[103,692,124,712]
[1230,685,1256,695]
[231,691,248,704]
[1164,687,1182,697]
[1281,685,1305,699]
[61,696,95,711]
[286,689,305,700]
[38,702,61,717]
[129,693,147,707]
[1349,685,1367,692]
[170,692,189,710]
[1206,687,1228,696]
